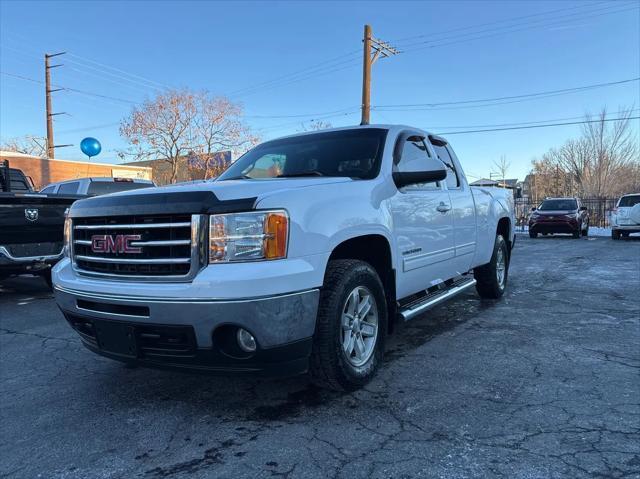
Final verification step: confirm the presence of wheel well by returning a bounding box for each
[497,217,511,250]
[328,235,397,332]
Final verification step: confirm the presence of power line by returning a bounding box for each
[399,3,639,54]
[424,109,640,130]
[437,116,640,135]
[1,71,140,105]
[228,50,360,97]
[373,78,640,110]
[390,1,611,44]
[66,53,171,90]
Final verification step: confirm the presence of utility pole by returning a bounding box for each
[360,25,399,125]
[45,52,66,159]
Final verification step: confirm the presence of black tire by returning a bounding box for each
[582,222,589,237]
[572,229,580,239]
[612,229,621,240]
[529,231,537,238]
[622,232,630,238]
[542,232,548,236]
[474,234,509,299]
[310,259,388,391]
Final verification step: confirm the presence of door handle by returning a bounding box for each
[436,202,451,213]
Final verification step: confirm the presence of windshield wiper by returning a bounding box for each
[276,171,325,178]
[223,174,253,180]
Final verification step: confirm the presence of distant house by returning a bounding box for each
[469,178,520,198]
[123,151,232,185]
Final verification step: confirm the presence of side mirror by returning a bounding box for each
[393,168,447,188]
[580,206,587,211]
[531,207,537,211]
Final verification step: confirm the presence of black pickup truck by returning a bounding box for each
[0,160,81,285]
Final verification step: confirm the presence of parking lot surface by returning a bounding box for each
[1,235,639,479]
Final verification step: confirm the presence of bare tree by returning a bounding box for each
[530,108,639,198]
[190,94,259,179]
[1,136,47,157]
[492,155,511,185]
[120,89,197,184]
[120,90,257,184]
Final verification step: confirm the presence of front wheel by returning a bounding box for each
[612,229,621,240]
[310,259,388,391]
[582,222,589,236]
[529,230,538,238]
[474,234,509,299]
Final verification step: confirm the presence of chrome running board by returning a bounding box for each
[399,277,476,321]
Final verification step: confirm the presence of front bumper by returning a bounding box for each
[529,219,579,234]
[0,245,63,273]
[54,285,320,376]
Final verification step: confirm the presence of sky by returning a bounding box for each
[0,0,638,181]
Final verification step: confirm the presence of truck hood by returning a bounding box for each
[69,177,354,218]
[142,177,354,201]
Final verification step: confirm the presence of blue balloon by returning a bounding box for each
[80,137,102,158]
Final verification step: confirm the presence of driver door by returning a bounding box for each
[388,134,455,299]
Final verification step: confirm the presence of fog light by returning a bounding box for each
[237,328,257,353]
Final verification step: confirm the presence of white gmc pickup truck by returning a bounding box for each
[53,125,515,390]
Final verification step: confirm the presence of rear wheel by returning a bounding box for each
[529,230,538,238]
[582,221,589,236]
[474,234,509,299]
[612,229,621,240]
[310,259,387,391]
[572,229,580,238]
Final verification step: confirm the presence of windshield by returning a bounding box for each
[219,129,388,181]
[538,199,578,211]
[618,195,640,207]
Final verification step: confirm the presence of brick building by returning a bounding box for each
[0,151,151,190]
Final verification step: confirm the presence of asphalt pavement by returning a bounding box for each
[1,234,639,479]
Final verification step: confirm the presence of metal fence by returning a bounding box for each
[515,197,619,230]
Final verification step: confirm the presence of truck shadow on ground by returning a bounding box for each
[86,290,491,422]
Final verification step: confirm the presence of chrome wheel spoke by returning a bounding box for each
[360,321,377,337]
[340,286,379,367]
[354,335,366,359]
[357,295,372,318]
[342,313,352,331]
[343,332,355,355]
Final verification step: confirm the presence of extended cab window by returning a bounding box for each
[40,185,56,194]
[430,142,459,189]
[397,136,439,190]
[219,129,387,180]
[57,182,80,194]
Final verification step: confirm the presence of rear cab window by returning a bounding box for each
[618,195,640,207]
[429,139,460,189]
[57,182,80,194]
[86,181,153,196]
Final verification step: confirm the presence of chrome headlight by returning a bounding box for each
[209,210,288,263]
[63,212,72,257]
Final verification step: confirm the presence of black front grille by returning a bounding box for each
[72,214,193,277]
[65,314,196,358]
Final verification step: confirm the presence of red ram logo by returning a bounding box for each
[91,234,142,254]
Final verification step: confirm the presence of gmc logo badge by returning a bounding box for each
[91,234,142,254]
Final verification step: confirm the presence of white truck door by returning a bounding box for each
[430,139,477,274]
[389,134,456,299]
